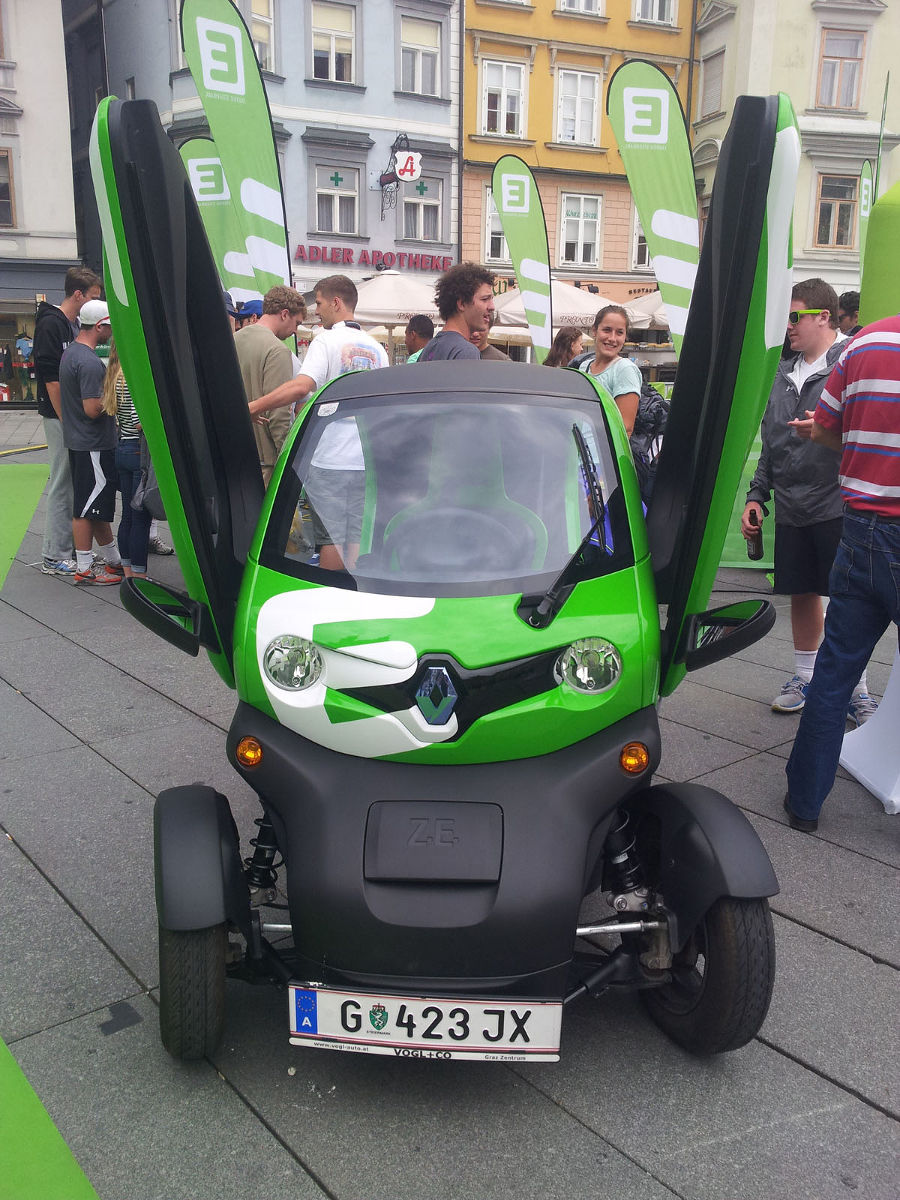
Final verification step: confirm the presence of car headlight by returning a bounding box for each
[263,635,323,690]
[555,638,621,694]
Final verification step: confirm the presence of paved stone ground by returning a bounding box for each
[1,409,898,1200]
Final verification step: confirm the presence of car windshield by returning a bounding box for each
[261,389,634,598]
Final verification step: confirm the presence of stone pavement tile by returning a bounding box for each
[92,714,265,843]
[0,744,159,986]
[0,630,189,741]
[10,993,326,1200]
[69,623,236,720]
[0,834,138,1042]
[764,914,899,1118]
[656,716,756,782]
[516,993,900,1200]
[0,597,47,643]
[0,559,127,633]
[0,676,81,762]
[13,525,46,566]
[697,750,899,867]
[210,984,678,1200]
[660,678,798,750]
[746,812,899,967]
[675,656,800,709]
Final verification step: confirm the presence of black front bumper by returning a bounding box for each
[226,703,661,998]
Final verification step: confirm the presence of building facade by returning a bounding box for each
[0,0,81,398]
[693,0,899,293]
[72,0,462,297]
[461,0,700,304]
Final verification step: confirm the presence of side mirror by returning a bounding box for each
[120,577,221,657]
[682,599,775,672]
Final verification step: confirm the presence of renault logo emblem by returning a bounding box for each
[415,666,457,725]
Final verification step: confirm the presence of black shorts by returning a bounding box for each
[773,518,843,595]
[69,447,117,522]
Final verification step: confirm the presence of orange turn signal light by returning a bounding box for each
[620,742,650,775]
[236,736,263,768]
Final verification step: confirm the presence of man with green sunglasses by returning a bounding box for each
[741,278,876,726]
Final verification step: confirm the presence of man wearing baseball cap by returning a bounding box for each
[237,298,263,328]
[58,300,125,585]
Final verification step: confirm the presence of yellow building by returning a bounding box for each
[462,0,699,304]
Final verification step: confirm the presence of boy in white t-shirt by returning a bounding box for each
[248,275,388,569]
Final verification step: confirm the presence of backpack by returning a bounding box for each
[629,382,670,504]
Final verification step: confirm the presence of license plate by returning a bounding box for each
[289,984,561,1062]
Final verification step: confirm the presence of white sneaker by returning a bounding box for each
[847,692,878,727]
[41,557,77,576]
[771,675,809,713]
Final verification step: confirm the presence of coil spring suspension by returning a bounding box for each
[604,809,644,899]
[244,816,282,891]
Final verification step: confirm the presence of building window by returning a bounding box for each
[402,177,442,241]
[0,150,13,226]
[251,0,275,72]
[485,188,511,263]
[556,70,599,145]
[699,49,724,119]
[561,0,600,12]
[315,165,358,234]
[632,212,651,270]
[401,17,440,96]
[634,0,674,24]
[560,193,600,267]
[312,2,355,83]
[815,175,857,248]
[817,28,864,109]
[482,61,525,138]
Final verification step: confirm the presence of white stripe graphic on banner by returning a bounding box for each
[650,210,700,246]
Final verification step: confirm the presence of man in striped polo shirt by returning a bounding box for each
[783,314,900,831]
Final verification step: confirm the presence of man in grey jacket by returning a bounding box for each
[741,278,876,725]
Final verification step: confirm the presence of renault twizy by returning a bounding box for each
[91,91,799,1062]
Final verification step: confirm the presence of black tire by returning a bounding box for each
[158,923,227,1060]
[641,897,775,1055]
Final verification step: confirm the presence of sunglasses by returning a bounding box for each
[788,309,826,324]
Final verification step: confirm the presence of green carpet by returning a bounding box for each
[0,1038,99,1199]
[0,463,49,588]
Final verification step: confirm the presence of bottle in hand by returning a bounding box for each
[746,509,763,561]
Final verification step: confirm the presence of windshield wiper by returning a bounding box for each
[527,425,607,629]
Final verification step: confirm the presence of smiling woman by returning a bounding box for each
[577,305,642,435]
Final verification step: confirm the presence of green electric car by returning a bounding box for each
[91,90,799,1062]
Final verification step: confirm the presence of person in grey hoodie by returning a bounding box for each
[741,278,876,726]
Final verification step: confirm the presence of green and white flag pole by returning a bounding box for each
[606,60,699,358]
[180,0,291,297]
[490,156,553,363]
[179,137,261,303]
[858,160,873,284]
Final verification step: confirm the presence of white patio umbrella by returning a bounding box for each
[493,279,615,330]
[352,269,439,326]
[627,290,669,330]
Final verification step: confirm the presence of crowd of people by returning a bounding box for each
[32,267,172,586]
[31,259,898,832]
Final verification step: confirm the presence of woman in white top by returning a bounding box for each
[578,305,642,436]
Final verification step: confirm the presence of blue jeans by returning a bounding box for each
[115,439,152,573]
[786,511,900,819]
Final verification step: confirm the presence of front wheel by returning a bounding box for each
[158,923,227,1060]
[641,897,775,1055]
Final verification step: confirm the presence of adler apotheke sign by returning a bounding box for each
[294,244,452,272]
